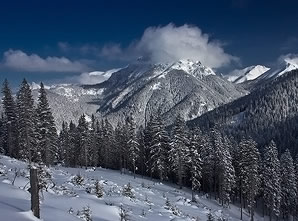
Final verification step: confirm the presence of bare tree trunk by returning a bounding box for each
[30,168,40,219]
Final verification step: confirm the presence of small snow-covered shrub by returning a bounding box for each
[122,182,135,198]
[71,174,84,186]
[77,205,92,221]
[119,205,129,221]
[95,180,104,198]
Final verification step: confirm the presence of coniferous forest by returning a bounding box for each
[1,78,298,221]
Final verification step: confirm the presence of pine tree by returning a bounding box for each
[59,121,69,166]
[36,82,58,165]
[218,135,235,206]
[0,114,5,154]
[68,121,78,167]
[16,79,38,163]
[188,128,202,202]
[114,122,128,172]
[95,180,104,198]
[89,115,99,167]
[148,115,169,181]
[101,119,114,168]
[77,115,91,168]
[280,149,297,219]
[169,115,189,189]
[127,116,139,178]
[263,140,281,221]
[238,138,260,221]
[2,79,18,158]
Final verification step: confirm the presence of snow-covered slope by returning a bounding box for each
[89,59,246,127]
[0,155,262,221]
[226,65,270,84]
[27,59,246,128]
[255,58,298,81]
[32,84,104,130]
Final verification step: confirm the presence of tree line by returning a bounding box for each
[0,79,298,221]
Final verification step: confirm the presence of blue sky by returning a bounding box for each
[0,0,298,86]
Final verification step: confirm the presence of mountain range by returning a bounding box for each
[28,57,298,130]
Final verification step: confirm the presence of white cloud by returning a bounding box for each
[2,49,89,72]
[279,53,298,65]
[100,23,238,68]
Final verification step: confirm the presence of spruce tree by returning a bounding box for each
[2,79,18,158]
[169,115,189,189]
[263,140,281,221]
[127,116,139,178]
[59,121,69,166]
[280,149,297,219]
[16,79,38,163]
[36,82,58,165]
[238,138,260,221]
[148,115,169,181]
[188,128,202,202]
[68,121,78,167]
[77,114,90,168]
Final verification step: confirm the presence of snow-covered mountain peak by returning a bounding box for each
[168,59,216,77]
[226,65,270,84]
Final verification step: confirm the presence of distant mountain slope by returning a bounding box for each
[29,59,246,129]
[226,65,270,84]
[190,69,298,154]
[86,59,246,127]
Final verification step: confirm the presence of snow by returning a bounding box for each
[112,87,132,108]
[151,82,161,90]
[170,59,216,77]
[226,65,270,84]
[0,155,267,221]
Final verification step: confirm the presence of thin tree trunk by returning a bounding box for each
[30,168,40,219]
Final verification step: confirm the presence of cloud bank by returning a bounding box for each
[100,23,238,68]
[2,49,89,72]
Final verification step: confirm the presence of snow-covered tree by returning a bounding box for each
[16,79,38,163]
[238,138,260,221]
[148,115,169,181]
[169,115,189,189]
[280,149,297,218]
[127,116,139,178]
[59,121,69,165]
[263,140,281,221]
[188,128,202,202]
[77,115,91,168]
[2,79,19,158]
[218,135,235,206]
[36,82,58,165]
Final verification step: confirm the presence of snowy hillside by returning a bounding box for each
[0,155,262,221]
[86,59,246,127]
[255,58,298,81]
[27,59,246,129]
[226,65,270,84]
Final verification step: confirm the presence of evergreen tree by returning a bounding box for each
[36,82,58,165]
[16,79,38,163]
[68,121,78,167]
[238,138,260,221]
[0,114,5,154]
[263,140,281,221]
[127,116,139,178]
[169,115,189,189]
[280,149,297,219]
[89,115,99,167]
[148,115,169,181]
[114,122,128,172]
[59,121,69,166]
[101,119,114,168]
[218,135,235,206]
[2,79,18,158]
[77,115,91,168]
[188,128,202,202]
